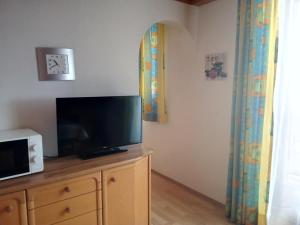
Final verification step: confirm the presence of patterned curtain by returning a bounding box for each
[226,1,278,225]
[139,23,167,123]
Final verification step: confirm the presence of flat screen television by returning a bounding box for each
[56,96,142,159]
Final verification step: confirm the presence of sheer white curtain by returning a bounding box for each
[268,0,300,224]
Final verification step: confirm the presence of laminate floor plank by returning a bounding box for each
[151,172,234,225]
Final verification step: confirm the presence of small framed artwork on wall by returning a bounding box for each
[36,47,75,81]
[205,53,227,80]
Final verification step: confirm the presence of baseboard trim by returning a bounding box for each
[151,170,225,208]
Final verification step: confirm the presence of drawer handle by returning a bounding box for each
[109,177,116,183]
[64,186,71,193]
[64,207,71,213]
[5,206,14,213]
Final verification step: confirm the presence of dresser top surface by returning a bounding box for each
[0,146,152,196]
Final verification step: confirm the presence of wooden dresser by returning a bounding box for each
[0,147,152,225]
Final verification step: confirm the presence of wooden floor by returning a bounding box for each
[151,172,234,225]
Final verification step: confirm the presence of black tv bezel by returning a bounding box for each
[56,95,143,157]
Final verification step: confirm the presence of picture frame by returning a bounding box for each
[36,47,75,81]
[205,53,227,80]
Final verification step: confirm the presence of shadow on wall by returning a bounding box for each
[11,98,57,156]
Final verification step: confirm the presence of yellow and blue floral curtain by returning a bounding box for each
[226,1,278,225]
[139,23,167,123]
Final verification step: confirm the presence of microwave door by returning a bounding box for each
[0,139,30,180]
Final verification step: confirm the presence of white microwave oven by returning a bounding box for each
[0,129,44,181]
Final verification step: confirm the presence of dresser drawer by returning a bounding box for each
[51,211,99,225]
[28,192,97,225]
[27,173,101,209]
[0,191,28,225]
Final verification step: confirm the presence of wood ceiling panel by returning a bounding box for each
[175,0,216,6]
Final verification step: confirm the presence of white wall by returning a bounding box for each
[0,0,237,204]
[0,0,192,156]
[143,0,237,203]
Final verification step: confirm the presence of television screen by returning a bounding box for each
[56,96,142,158]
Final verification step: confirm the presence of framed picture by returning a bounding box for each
[205,53,227,80]
[36,47,75,81]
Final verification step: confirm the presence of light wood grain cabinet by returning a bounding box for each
[27,173,101,209]
[53,211,98,225]
[27,173,102,225]
[0,149,151,225]
[102,157,150,225]
[0,191,28,225]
